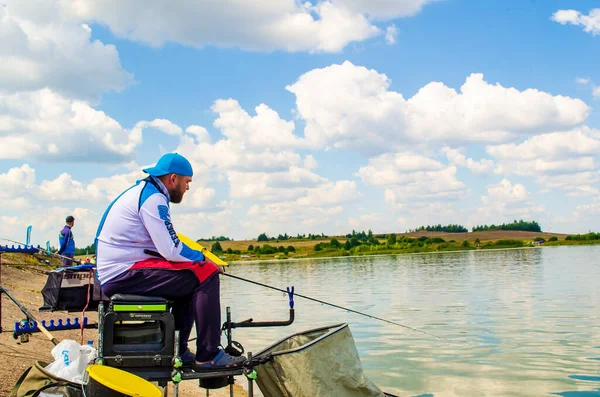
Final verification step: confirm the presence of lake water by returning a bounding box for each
[219,245,600,396]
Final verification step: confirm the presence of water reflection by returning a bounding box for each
[219,246,600,396]
[554,346,600,396]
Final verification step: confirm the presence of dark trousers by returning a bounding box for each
[102,268,221,361]
[61,253,74,267]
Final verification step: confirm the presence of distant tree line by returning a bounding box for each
[409,224,468,233]
[251,244,296,255]
[316,235,453,253]
[472,219,541,232]
[344,229,375,240]
[197,236,231,242]
[75,244,96,255]
[210,241,296,256]
[565,232,600,241]
[257,232,328,242]
[256,230,395,243]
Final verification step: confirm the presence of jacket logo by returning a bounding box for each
[158,205,180,248]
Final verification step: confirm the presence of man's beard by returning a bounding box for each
[169,187,185,204]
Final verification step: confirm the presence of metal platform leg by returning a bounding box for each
[173,330,180,397]
[97,301,105,363]
[247,352,253,397]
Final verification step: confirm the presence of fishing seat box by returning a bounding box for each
[40,265,105,312]
[101,294,175,380]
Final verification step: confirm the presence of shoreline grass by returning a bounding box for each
[5,231,600,267]
[213,231,600,264]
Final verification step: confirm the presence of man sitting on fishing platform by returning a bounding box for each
[95,153,245,371]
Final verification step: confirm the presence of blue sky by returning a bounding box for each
[1,0,600,247]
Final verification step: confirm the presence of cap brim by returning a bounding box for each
[142,166,169,177]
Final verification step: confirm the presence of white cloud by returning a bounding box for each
[0,0,132,99]
[573,77,600,98]
[186,186,216,209]
[303,155,318,170]
[0,205,101,248]
[385,167,467,202]
[486,128,600,177]
[237,179,359,238]
[349,213,383,228]
[567,185,600,197]
[134,119,182,136]
[53,0,440,54]
[384,189,399,207]
[336,0,437,19]
[537,171,600,196]
[574,202,600,217]
[356,152,444,185]
[385,24,398,44]
[481,179,529,205]
[90,168,145,199]
[287,62,589,153]
[38,173,103,201]
[357,152,467,205]
[287,61,406,151]
[0,164,36,198]
[409,74,589,141]
[177,135,304,173]
[487,128,600,160]
[442,147,498,175]
[227,167,329,202]
[241,198,348,238]
[355,152,469,212]
[552,9,600,35]
[573,77,600,97]
[0,89,182,162]
[297,180,361,207]
[185,125,212,144]
[576,77,591,85]
[0,163,123,206]
[212,99,304,149]
[64,0,384,53]
[469,179,544,228]
[394,202,461,231]
[246,202,344,220]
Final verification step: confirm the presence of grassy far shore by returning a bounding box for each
[211,230,600,263]
[3,230,597,267]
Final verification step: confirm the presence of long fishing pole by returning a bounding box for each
[0,237,82,265]
[143,246,448,341]
[222,272,449,341]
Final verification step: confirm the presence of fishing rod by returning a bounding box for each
[222,272,449,341]
[0,285,59,345]
[0,237,82,265]
[145,244,449,341]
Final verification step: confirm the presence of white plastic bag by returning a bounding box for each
[44,339,97,384]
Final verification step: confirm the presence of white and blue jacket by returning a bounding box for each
[95,176,204,285]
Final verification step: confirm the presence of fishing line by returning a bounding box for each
[142,247,448,341]
[222,272,449,341]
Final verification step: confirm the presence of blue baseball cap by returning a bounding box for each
[143,153,193,177]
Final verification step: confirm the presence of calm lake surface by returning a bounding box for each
[219,245,600,396]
